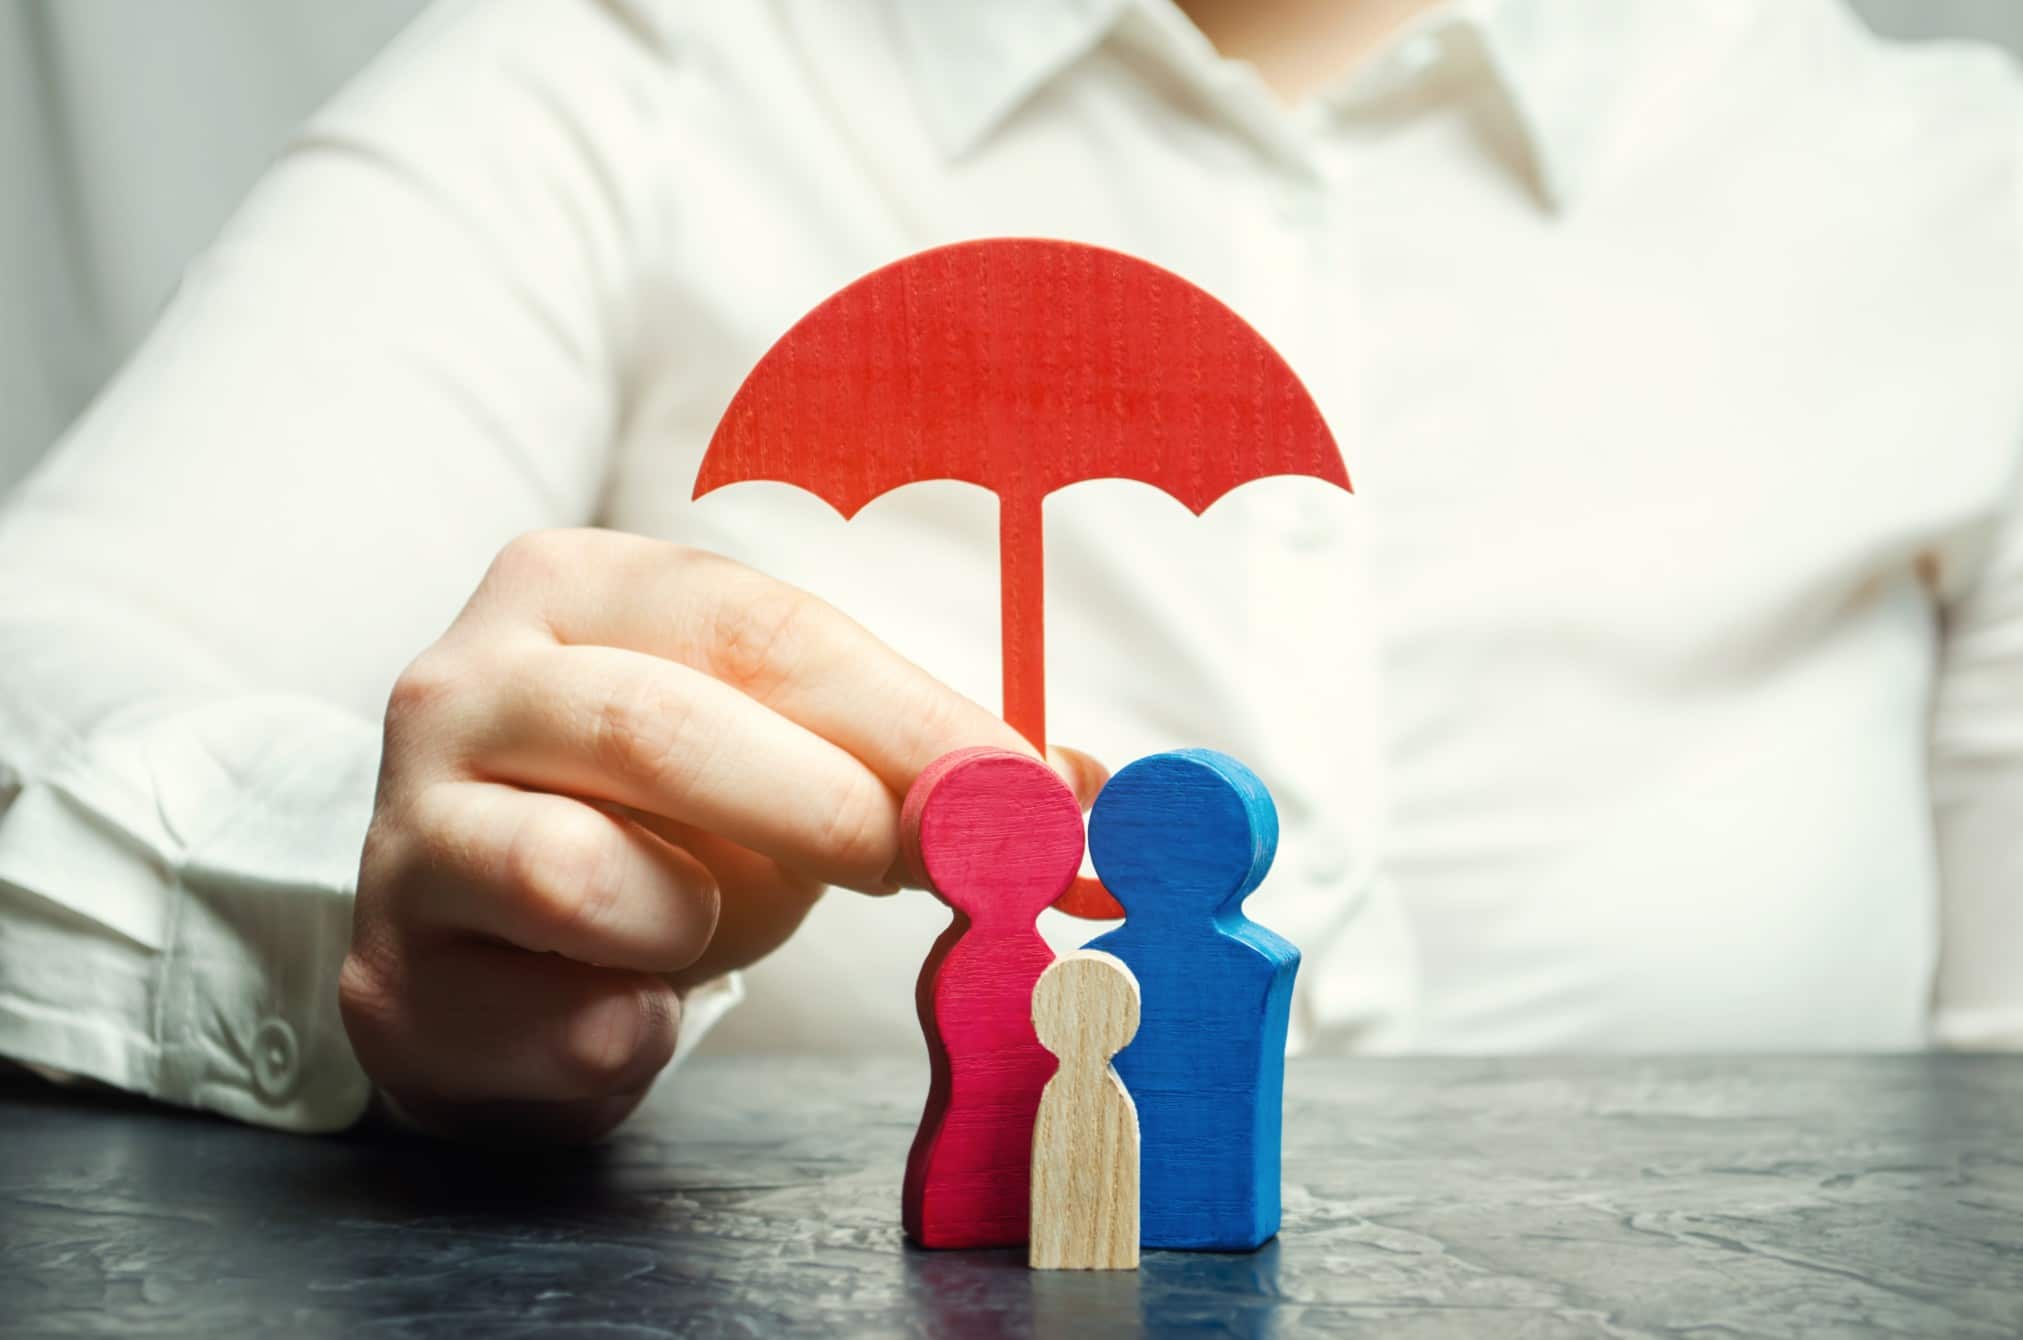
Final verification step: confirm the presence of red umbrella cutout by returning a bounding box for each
[695,238,1350,919]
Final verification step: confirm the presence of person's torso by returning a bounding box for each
[588,0,2023,1054]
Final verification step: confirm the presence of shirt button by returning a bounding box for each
[252,1018,300,1103]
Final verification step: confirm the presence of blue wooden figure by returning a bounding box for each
[1085,749,1297,1251]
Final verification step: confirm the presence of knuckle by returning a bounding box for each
[709,582,818,697]
[661,541,708,570]
[336,949,398,1050]
[588,671,694,792]
[563,989,673,1090]
[490,528,583,585]
[815,779,896,885]
[904,685,979,759]
[505,803,624,945]
[384,649,462,733]
[469,529,616,639]
[565,1012,635,1089]
[394,783,471,869]
[359,791,457,924]
[354,819,404,912]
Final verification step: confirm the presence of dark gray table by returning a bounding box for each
[1,1056,2017,1338]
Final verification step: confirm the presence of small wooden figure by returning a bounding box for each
[902,746,1085,1249]
[1085,750,1298,1252]
[1030,950,1142,1271]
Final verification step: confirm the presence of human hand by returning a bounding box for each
[338,528,1103,1142]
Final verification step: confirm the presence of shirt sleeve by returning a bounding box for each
[0,0,721,1131]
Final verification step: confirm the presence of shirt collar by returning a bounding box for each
[892,0,1660,211]
[891,0,1133,163]
[1449,0,1656,211]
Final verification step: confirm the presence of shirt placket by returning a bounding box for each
[1227,152,1382,950]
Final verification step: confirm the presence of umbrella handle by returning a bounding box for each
[1001,490,1048,755]
[999,492,1123,921]
[1055,874,1124,921]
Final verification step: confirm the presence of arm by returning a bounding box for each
[0,0,1100,1140]
[0,0,676,1130]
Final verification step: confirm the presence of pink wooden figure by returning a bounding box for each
[901,746,1085,1249]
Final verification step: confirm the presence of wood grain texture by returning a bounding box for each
[692,238,1352,920]
[901,747,1084,1248]
[1085,750,1298,1251]
[1030,950,1141,1271]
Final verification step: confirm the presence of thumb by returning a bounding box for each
[1046,744,1110,812]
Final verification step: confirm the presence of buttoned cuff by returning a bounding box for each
[0,693,382,1131]
[0,690,751,1133]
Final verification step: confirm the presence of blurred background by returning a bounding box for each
[3,0,2020,494]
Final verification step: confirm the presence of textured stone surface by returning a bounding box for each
[1,1056,2018,1337]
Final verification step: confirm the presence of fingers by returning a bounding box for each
[627,813,828,989]
[385,1089,654,1147]
[428,529,1106,903]
[351,528,1116,1147]
[340,942,679,1109]
[468,529,1075,794]
[671,550,1029,791]
[401,782,721,974]
[466,645,1105,894]
[1048,744,1110,811]
[471,644,904,892]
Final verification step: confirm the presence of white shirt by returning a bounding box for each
[1,0,2019,1133]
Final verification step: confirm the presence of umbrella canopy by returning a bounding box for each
[696,238,1349,917]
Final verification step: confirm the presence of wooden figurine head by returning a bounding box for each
[903,746,1085,926]
[1086,749,1279,923]
[1032,950,1141,1062]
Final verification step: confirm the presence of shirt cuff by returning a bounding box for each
[674,971,744,1066]
[0,690,750,1133]
[0,693,380,1132]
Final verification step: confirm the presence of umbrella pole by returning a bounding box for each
[1002,490,1122,921]
[1000,489,1046,754]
